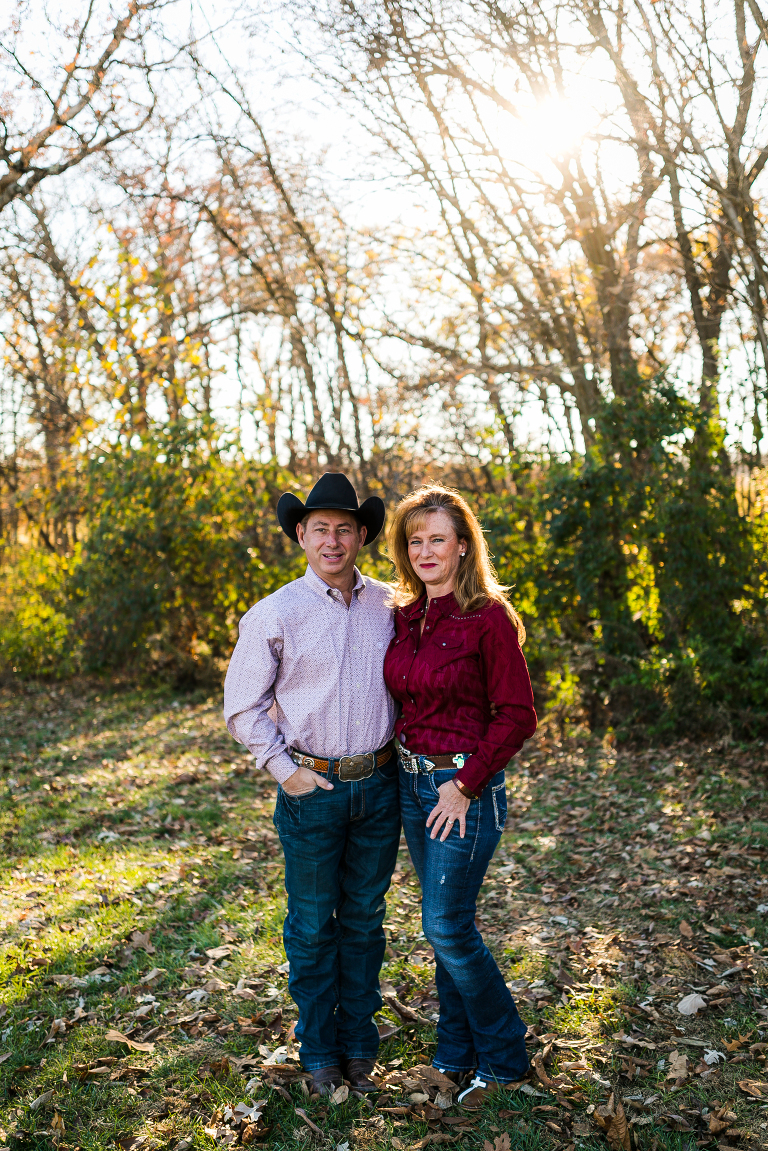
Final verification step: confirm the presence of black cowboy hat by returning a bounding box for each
[277,472,385,545]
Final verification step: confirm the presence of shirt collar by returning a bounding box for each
[400,590,458,620]
[429,591,459,617]
[303,564,366,600]
[400,594,426,621]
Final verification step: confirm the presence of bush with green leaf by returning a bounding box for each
[2,401,767,740]
[68,421,307,681]
[541,383,768,738]
[0,545,78,678]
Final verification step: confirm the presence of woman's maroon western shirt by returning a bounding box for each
[383,591,537,796]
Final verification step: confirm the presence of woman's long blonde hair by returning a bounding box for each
[387,483,526,643]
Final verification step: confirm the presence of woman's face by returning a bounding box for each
[406,508,466,596]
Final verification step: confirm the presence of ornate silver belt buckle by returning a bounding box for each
[338,753,374,782]
[396,742,417,774]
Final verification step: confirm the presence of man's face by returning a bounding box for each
[296,509,366,583]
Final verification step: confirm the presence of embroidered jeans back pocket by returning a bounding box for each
[491,781,507,832]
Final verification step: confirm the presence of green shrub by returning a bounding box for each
[2,401,767,739]
[68,421,306,681]
[0,546,79,679]
[542,383,768,738]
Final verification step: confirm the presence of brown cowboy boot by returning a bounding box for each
[310,1065,344,1096]
[341,1058,379,1092]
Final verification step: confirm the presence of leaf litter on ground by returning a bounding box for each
[3,683,768,1148]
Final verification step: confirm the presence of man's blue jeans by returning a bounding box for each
[272,758,401,1071]
[400,765,529,1083]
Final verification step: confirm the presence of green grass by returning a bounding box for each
[2,680,768,1150]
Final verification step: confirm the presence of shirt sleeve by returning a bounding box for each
[223,605,298,784]
[454,607,537,796]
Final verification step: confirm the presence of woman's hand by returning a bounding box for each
[282,766,334,797]
[426,778,471,841]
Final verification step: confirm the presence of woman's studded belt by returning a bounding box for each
[396,739,468,774]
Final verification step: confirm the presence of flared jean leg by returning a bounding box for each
[399,764,529,1082]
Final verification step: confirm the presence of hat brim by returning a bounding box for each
[277,492,385,546]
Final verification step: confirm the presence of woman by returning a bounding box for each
[383,484,537,1110]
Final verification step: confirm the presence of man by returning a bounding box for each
[223,472,399,1096]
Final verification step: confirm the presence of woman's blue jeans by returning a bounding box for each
[272,756,401,1071]
[399,764,529,1083]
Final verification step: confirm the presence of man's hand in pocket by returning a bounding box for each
[282,766,334,797]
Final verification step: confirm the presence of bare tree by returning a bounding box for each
[113,51,430,494]
[293,0,683,449]
[294,0,768,446]
[0,0,182,213]
[581,0,768,419]
[0,192,226,550]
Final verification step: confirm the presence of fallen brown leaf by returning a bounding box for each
[377,1022,401,1040]
[593,1092,630,1151]
[105,1028,155,1054]
[483,1136,511,1151]
[738,1079,768,1099]
[408,1065,457,1092]
[204,977,232,993]
[663,1113,692,1132]
[708,1114,733,1135]
[205,946,232,960]
[665,1050,690,1085]
[532,1053,555,1088]
[241,1121,269,1145]
[411,1137,458,1150]
[129,931,155,954]
[382,993,429,1025]
[679,920,694,938]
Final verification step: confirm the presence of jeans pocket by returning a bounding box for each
[428,768,454,799]
[280,783,320,803]
[491,781,507,832]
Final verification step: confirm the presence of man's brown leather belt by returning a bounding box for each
[396,739,468,774]
[291,741,394,782]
